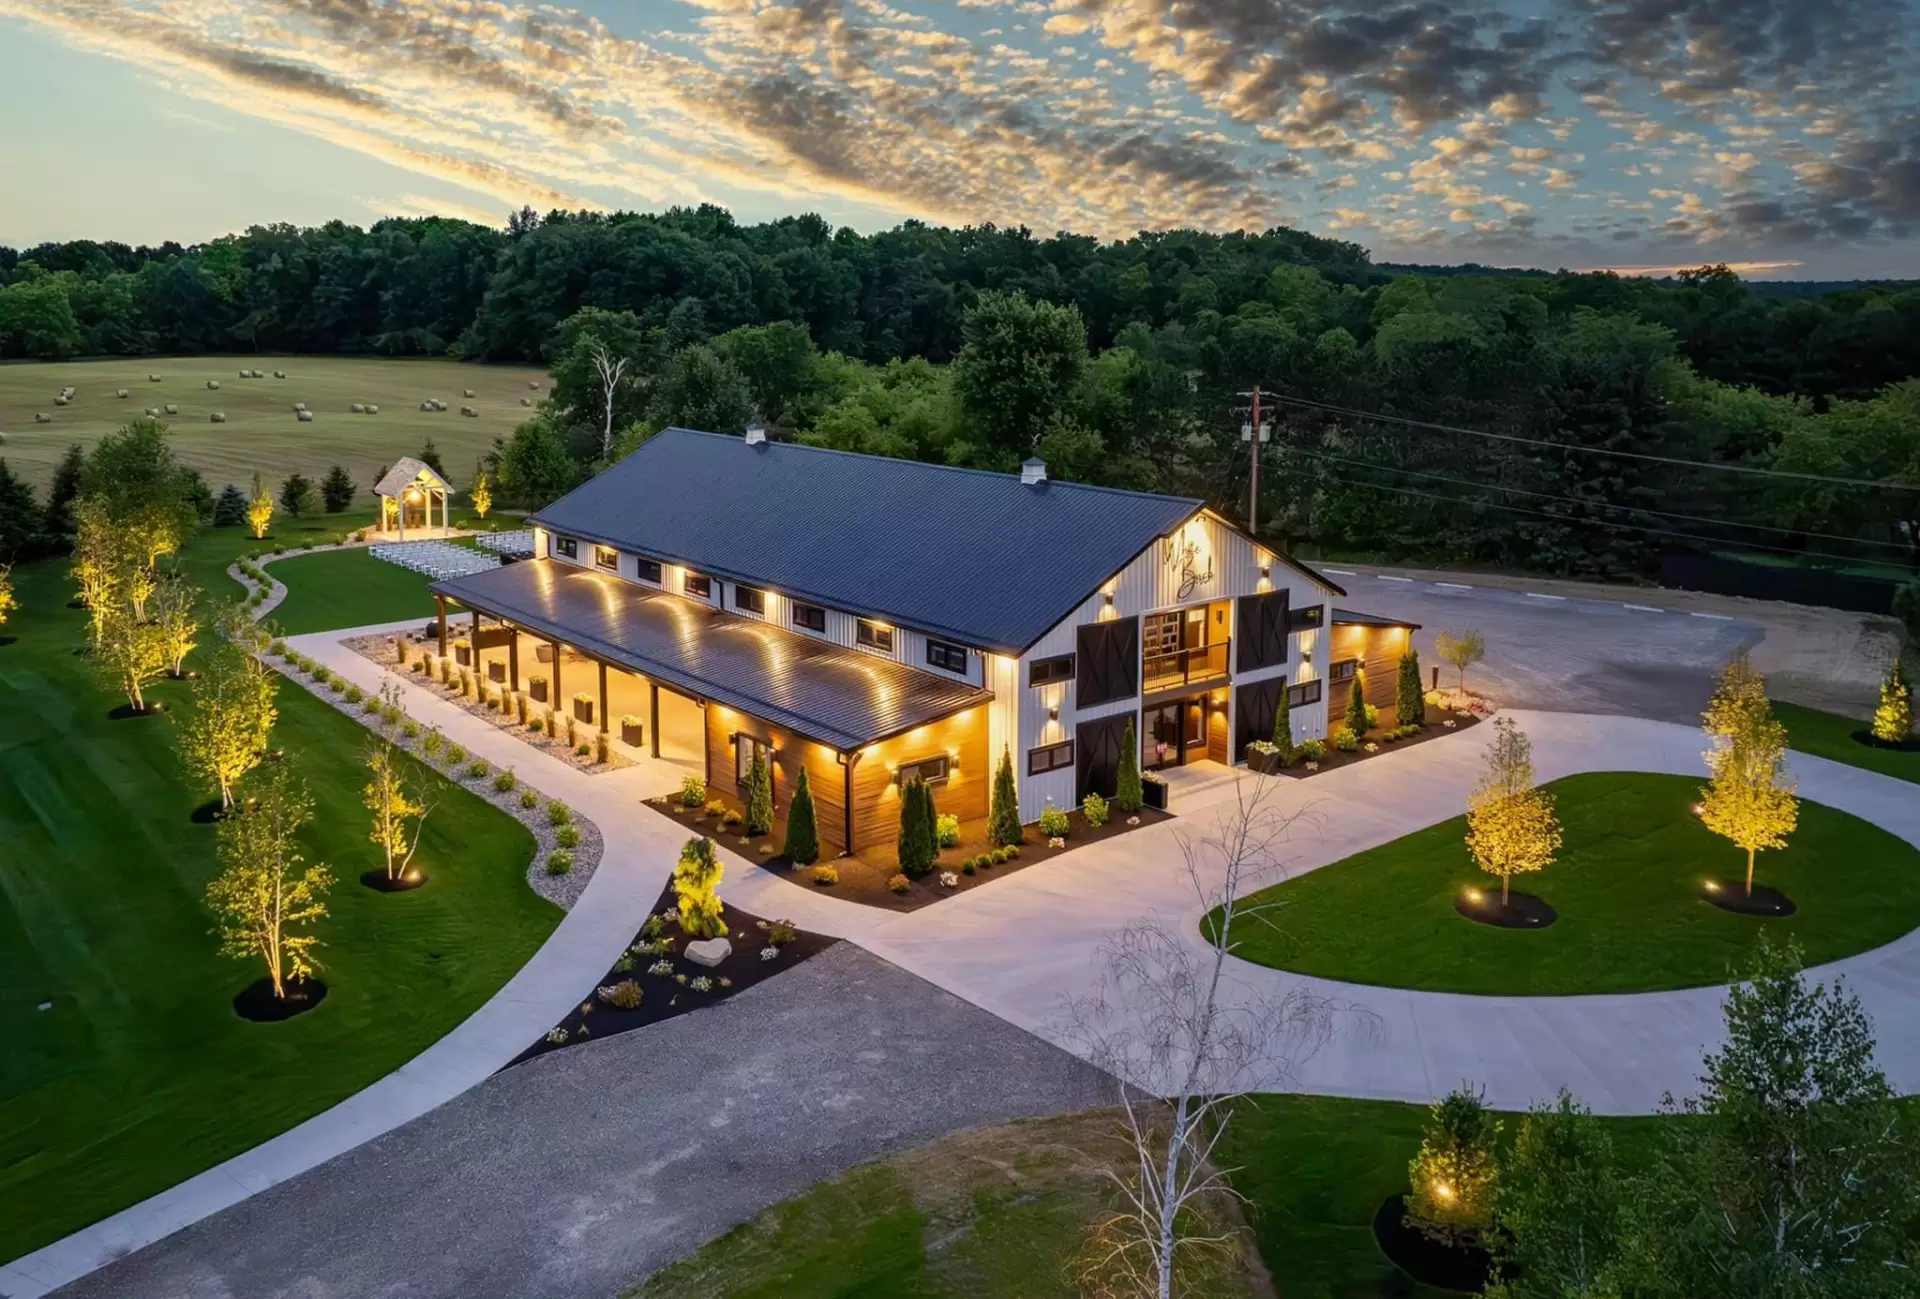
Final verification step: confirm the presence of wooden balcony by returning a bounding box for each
[1142,640,1230,695]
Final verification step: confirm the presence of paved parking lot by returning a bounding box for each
[1327,568,1762,719]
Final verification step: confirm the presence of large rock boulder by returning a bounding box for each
[683,938,731,968]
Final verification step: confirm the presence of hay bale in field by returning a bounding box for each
[164,404,179,415]
[54,395,69,406]
[351,403,366,414]
[365,404,380,415]
[463,388,476,398]
[36,412,52,423]
[520,396,532,406]
[528,380,541,389]
[117,388,129,398]
[148,374,161,382]
[274,370,287,379]
[207,380,221,390]
[210,412,227,423]
[145,407,159,417]
[296,410,314,423]
[460,405,479,417]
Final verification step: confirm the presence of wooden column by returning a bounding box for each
[649,682,660,758]
[436,595,448,658]
[598,661,609,733]
[508,630,520,693]
[551,639,563,704]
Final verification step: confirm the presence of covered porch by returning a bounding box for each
[428,560,992,854]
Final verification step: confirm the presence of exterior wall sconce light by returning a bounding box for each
[1259,562,1271,580]
[1103,591,1115,609]
[1048,703,1059,721]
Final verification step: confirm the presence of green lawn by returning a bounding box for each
[1777,701,1920,787]
[0,554,558,1262]
[267,547,438,635]
[1209,772,1920,995]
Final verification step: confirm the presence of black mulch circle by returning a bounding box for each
[1455,889,1557,929]
[1852,730,1920,753]
[190,799,228,825]
[107,702,167,720]
[0,636,16,649]
[1373,1195,1496,1293]
[66,599,86,610]
[361,869,429,893]
[1702,878,1797,916]
[506,882,836,1069]
[233,977,328,1023]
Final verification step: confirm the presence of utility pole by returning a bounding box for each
[1237,387,1273,535]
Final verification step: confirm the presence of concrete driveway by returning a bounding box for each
[54,945,1108,1299]
[1326,567,1760,719]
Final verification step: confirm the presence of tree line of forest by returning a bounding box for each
[4,206,1919,580]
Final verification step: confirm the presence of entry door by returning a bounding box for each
[1184,698,1206,755]
[1144,702,1181,769]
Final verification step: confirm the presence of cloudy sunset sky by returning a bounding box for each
[2,0,1917,278]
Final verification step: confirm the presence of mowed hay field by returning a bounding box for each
[0,356,548,495]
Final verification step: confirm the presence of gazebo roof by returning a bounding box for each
[374,457,450,498]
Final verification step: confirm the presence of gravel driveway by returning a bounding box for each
[55,945,1109,1299]
[1332,570,1761,718]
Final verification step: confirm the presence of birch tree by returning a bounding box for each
[206,765,333,999]
[95,597,169,712]
[591,341,631,462]
[0,562,15,626]
[1698,651,1798,896]
[1465,717,1562,905]
[178,642,278,809]
[365,737,431,882]
[150,574,200,676]
[1065,781,1341,1299]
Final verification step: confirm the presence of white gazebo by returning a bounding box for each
[373,457,454,539]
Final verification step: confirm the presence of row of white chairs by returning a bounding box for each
[471,529,535,557]
[368,540,501,581]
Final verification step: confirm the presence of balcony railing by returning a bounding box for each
[1142,640,1230,694]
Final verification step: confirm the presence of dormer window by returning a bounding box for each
[733,584,766,615]
[594,546,618,572]
[925,638,968,674]
[685,573,711,599]
[555,536,578,559]
[856,619,893,653]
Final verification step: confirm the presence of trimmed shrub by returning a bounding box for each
[466,759,490,779]
[1114,714,1143,813]
[810,864,838,886]
[597,980,644,1009]
[988,747,1023,846]
[1037,801,1070,839]
[545,850,575,876]
[1397,647,1427,728]
[1299,738,1327,761]
[673,837,727,938]
[1271,692,1295,764]
[1083,792,1109,827]
[1347,672,1368,736]
[887,872,911,894]
[555,824,581,849]
[679,775,706,808]
[935,812,960,849]
[519,789,539,809]
[897,777,935,878]
[784,766,820,866]
[492,769,518,792]
[744,748,773,836]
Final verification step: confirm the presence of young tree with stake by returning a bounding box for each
[178,642,278,809]
[1436,629,1486,693]
[364,737,432,883]
[149,575,200,677]
[1698,651,1798,897]
[1405,1085,1502,1247]
[205,765,333,1000]
[469,465,493,520]
[673,836,726,937]
[1465,716,1562,905]
[95,597,169,712]
[247,472,274,540]
[1066,781,1338,1299]
[1871,657,1912,745]
[0,562,14,627]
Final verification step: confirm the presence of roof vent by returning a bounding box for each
[744,422,768,447]
[1020,457,1048,487]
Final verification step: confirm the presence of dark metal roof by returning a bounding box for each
[431,560,991,751]
[1332,607,1421,630]
[529,428,1206,655]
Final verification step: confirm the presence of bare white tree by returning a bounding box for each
[1064,778,1355,1298]
[589,341,630,461]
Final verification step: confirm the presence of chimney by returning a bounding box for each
[1020,457,1048,487]
[745,422,768,447]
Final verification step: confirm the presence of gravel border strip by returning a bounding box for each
[226,545,603,910]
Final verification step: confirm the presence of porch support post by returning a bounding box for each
[508,630,520,693]
[436,595,447,659]
[839,750,860,855]
[649,682,660,758]
[598,661,609,733]
[551,639,563,704]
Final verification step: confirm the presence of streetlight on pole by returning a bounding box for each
[1237,386,1273,535]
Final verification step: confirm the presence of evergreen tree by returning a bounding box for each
[1397,647,1426,727]
[1271,691,1294,761]
[1490,1091,1627,1298]
[0,458,42,562]
[744,748,773,836]
[1346,670,1369,735]
[1406,1085,1501,1247]
[897,777,935,876]
[783,765,820,865]
[1872,658,1912,744]
[1114,714,1144,813]
[212,482,248,527]
[279,472,318,519]
[921,775,940,857]
[417,438,445,475]
[989,747,1024,845]
[672,835,727,937]
[42,442,84,544]
[320,464,356,513]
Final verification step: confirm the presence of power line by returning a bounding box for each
[1309,467,1895,567]
[1282,445,1919,554]
[1264,392,1920,492]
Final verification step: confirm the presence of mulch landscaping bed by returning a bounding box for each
[1372,1194,1498,1293]
[360,869,430,893]
[648,793,1174,912]
[1702,877,1797,917]
[1455,888,1557,929]
[506,883,835,1067]
[1272,706,1482,779]
[233,976,329,1023]
[106,701,168,720]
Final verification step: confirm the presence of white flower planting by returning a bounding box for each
[760,946,779,961]
[1048,836,1066,849]
[939,871,958,888]
[647,958,674,977]
[690,975,714,992]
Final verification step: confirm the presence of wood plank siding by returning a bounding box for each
[703,702,989,856]
[1327,622,1416,727]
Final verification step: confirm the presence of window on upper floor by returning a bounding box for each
[636,557,663,584]
[594,546,618,572]
[733,584,766,615]
[856,619,894,653]
[1028,740,1074,775]
[555,536,578,560]
[925,638,968,674]
[1028,654,1075,687]
[684,573,712,599]
[1287,679,1322,707]
[791,602,826,633]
